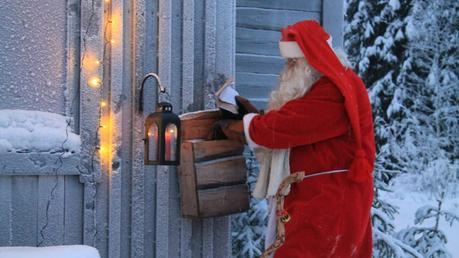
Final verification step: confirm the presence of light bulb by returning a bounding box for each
[88,77,102,88]
[100,101,107,107]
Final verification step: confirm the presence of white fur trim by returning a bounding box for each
[243,113,260,150]
[279,41,304,58]
[327,36,333,47]
[279,37,334,58]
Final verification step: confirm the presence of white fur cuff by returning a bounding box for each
[243,113,260,150]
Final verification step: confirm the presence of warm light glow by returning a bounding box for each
[83,52,101,72]
[110,39,115,44]
[88,77,101,88]
[88,77,102,88]
[100,101,107,107]
[99,113,114,173]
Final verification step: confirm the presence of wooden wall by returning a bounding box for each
[235,0,344,109]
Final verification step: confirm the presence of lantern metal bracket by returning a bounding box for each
[139,72,167,112]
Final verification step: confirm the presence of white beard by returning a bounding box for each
[267,58,322,111]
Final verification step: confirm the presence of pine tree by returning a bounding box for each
[394,0,459,256]
[344,0,419,257]
[231,151,268,258]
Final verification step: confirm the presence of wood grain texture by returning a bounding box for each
[236,72,278,99]
[192,140,244,162]
[236,53,284,75]
[236,27,280,56]
[195,156,247,189]
[0,177,12,245]
[236,0,322,12]
[180,110,222,140]
[198,184,250,217]
[178,142,199,217]
[236,7,320,31]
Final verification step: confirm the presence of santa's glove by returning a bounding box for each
[235,96,264,115]
[216,119,246,144]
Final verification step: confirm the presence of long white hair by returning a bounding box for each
[267,48,351,111]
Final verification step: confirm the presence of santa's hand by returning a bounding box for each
[217,119,246,144]
[235,96,263,115]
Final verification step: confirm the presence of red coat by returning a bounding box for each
[248,73,375,257]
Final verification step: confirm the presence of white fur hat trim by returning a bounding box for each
[279,41,304,58]
[279,36,333,58]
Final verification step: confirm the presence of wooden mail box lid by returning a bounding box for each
[178,110,250,218]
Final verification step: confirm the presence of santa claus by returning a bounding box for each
[221,20,375,257]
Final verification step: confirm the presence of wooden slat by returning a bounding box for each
[192,140,244,162]
[0,177,12,245]
[198,184,249,217]
[178,142,199,217]
[180,110,222,141]
[236,7,320,31]
[37,175,65,246]
[247,98,269,110]
[12,176,38,246]
[236,27,280,56]
[236,0,322,12]
[64,175,84,244]
[236,53,284,75]
[0,154,81,176]
[236,72,277,99]
[195,156,247,189]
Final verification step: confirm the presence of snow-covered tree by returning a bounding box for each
[394,1,459,256]
[231,151,268,258]
[345,1,417,256]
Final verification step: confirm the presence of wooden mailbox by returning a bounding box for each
[178,110,250,218]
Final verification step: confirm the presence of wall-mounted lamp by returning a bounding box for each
[139,73,181,165]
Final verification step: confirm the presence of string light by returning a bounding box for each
[100,101,107,107]
[88,76,102,88]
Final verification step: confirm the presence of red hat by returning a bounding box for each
[279,20,372,182]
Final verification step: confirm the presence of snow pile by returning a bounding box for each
[0,245,100,258]
[383,174,459,256]
[0,109,80,155]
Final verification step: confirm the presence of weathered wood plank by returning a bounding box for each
[198,184,249,217]
[247,98,269,110]
[323,0,344,47]
[178,142,199,217]
[0,154,81,176]
[236,72,278,99]
[192,140,244,162]
[236,8,320,31]
[37,175,65,246]
[12,176,38,246]
[195,156,247,189]
[64,175,84,244]
[0,177,12,245]
[180,110,222,141]
[236,53,285,75]
[236,0,322,12]
[236,27,280,56]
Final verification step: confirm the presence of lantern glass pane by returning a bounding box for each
[164,123,178,161]
[147,123,158,161]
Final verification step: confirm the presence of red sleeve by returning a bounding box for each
[248,79,350,149]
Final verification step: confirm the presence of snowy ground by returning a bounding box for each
[0,109,80,155]
[382,175,459,256]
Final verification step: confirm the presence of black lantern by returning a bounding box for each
[139,73,181,165]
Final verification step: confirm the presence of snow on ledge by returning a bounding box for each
[0,245,100,258]
[0,109,81,155]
